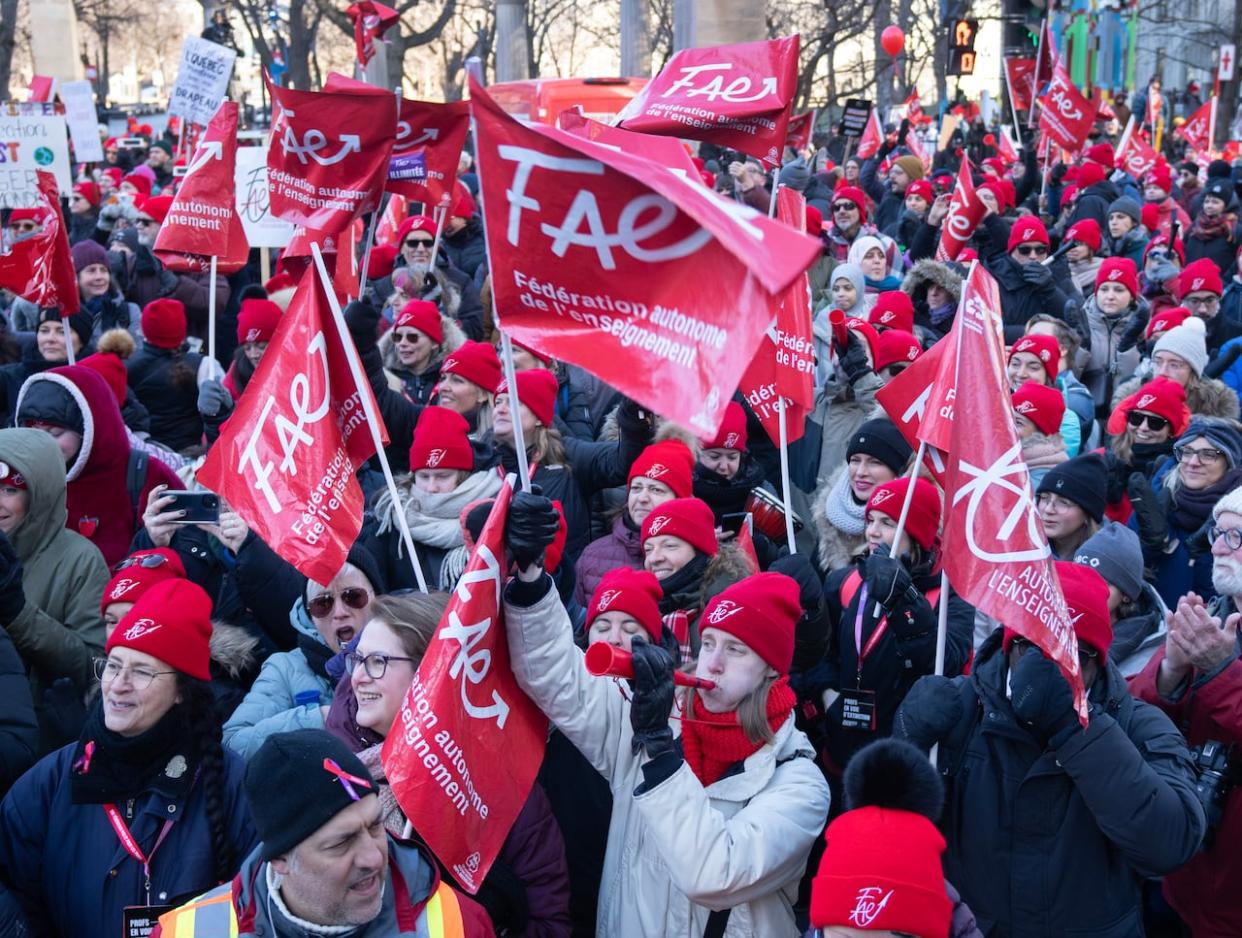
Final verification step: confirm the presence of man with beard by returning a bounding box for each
[1131,486,1242,938]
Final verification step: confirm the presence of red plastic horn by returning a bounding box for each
[584,642,716,689]
[827,307,850,350]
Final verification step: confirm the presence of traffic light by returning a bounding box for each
[947,18,978,76]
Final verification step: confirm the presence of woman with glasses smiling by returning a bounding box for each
[1132,416,1242,607]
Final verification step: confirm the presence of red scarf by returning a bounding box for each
[680,677,797,786]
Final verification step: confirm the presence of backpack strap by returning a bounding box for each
[126,448,149,526]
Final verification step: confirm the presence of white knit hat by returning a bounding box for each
[1213,483,1242,521]
[1152,316,1208,377]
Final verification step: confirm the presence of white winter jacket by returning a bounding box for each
[505,582,830,938]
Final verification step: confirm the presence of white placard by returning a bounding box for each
[1220,44,1236,82]
[235,144,294,248]
[167,36,237,127]
[59,79,103,162]
[0,114,73,208]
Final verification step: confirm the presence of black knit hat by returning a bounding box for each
[245,729,377,861]
[37,306,92,352]
[847,418,913,475]
[1205,178,1236,205]
[1036,452,1107,523]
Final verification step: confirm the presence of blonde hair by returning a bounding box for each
[368,592,450,667]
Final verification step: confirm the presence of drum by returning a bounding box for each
[744,488,803,543]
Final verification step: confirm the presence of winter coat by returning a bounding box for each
[125,344,205,452]
[505,578,831,938]
[859,156,906,233]
[152,837,495,938]
[442,215,488,279]
[120,250,229,343]
[811,467,868,575]
[904,630,1204,938]
[574,515,643,608]
[1070,179,1121,229]
[980,221,1079,343]
[0,738,257,938]
[1204,310,1242,359]
[1212,334,1242,397]
[78,291,138,342]
[1131,623,1242,938]
[1059,372,1098,450]
[1104,227,1149,268]
[0,624,37,795]
[1081,294,1145,412]
[904,258,963,343]
[222,600,333,759]
[1068,255,1103,296]
[810,372,882,492]
[369,256,485,341]
[15,365,182,568]
[0,342,65,427]
[1186,216,1242,277]
[0,429,108,748]
[1110,582,1167,677]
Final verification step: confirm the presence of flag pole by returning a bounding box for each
[427,205,447,272]
[777,400,797,552]
[768,175,780,218]
[63,318,76,365]
[928,566,951,769]
[498,331,532,491]
[208,254,218,367]
[310,241,429,592]
[354,87,402,303]
[873,438,927,617]
[1028,18,1046,130]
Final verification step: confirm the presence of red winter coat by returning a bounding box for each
[15,366,182,568]
[1130,637,1242,938]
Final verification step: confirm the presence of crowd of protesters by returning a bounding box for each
[0,92,1240,938]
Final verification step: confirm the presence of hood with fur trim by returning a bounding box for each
[379,312,467,374]
[901,259,963,306]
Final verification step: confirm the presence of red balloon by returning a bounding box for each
[881,25,905,57]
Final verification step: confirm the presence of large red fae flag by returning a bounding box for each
[936,159,987,261]
[939,264,1086,721]
[855,107,884,160]
[196,268,385,584]
[1175,98,1214,153]
[1115,122,1159,180]
[615,36,800,167]
[0,171,79,315]
[1037,62,1095,152]
[558,110,701,181]
[470,77,821,436]
[739,186,815,444]
[382,480,548,892]
[267,78,397,233]
[154,101,249,274]
[346,1,399,66]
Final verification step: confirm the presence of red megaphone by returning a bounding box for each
[584,642,716,690]
[827,307,850,351]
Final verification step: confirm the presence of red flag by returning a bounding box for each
[0,171,79,316]
[470,77,821,436]
[856,107,884,160]
[904,90,929,125]
[266,78,397,233]
[376,193,409,246]
[940,264,1086,721]
[936,159,987,262]
[875,336,951,483]
[735,517,760,573]
[615,36,800,167]
[196,268,385,584]
[1115,120,1159,180]
[739,187,815,444]
[346,1,399,66]
[1031,20,1055,101]
[1037,62,1095,152]
[558,110,701,182]
[153,101,249,274]
[996,129,1020,165]
[1175,98,1214,153]
[27,75,54,103]
[280,225,361,301]
[382,480,548,893]
[785,111,815,151]
[906,130,930,170]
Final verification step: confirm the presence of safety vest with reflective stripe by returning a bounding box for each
[155,876,466,937]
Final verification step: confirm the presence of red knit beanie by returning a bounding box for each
[1003,561,1112,663]
[78,353,127,407]
[698,572,801,673]
[1007,217,1049,252]
[641,497,718,557]
[1008,334,1059,381]
[365,242,398,281]
[587,568,664,641]
[497,367,558,427]
[1085,142,1115,169]
[866,478,941,552]
[1012,381,1067,436]
[74,181,101,208]
[409,405,473,472]
[1095,256,1139,299]
[122,173,152,196]
[395,214,438,243]
[101,548,187,614]
[1145,164,1173,194]
[629,440,695,499]
[1076,161,1106,189]
[874,330,922,372]
[106,579,214,680]
[1146,306,1192,340]
[1141,202,1161,233]
[833,186,869,220]
[453,188,476,219]
[393,299,443,344]
[236,298,283,345]
[1174,258,1224,299]
[135,194,172,223]
[1064,218,1102,252]
[1106,376,1191,436]
[702,401,747,451]
[871,291,915,332]
[845,317,880,364]
[905,179,934,204]
[141,298,187,350]
[440,340,501,393]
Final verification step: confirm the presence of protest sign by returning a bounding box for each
[0,113,72,208]
[167,36,237,128]
[59,80,104,162]
[235,145,295,248]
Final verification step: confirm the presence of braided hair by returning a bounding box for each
[178,675,236,885]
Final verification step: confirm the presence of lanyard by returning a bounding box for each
[852,585,889,679]
[104,804,175,905]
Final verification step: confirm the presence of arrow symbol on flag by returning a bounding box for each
[411,128,440,145]
[280,127,363,166]
[185,140,224,177]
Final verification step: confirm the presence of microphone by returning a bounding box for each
[584,643,716,690]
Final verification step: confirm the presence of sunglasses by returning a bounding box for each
[307,587,370,618]
[1127,411,1170,431]
[1014,244,1048,257]
[9,222,37,233]
[1146,251,1170,262]
[114,553,171,572]
[135,218,158,228]
[832,202,858,212]
[404,238,434,249]
[394,330,425,344]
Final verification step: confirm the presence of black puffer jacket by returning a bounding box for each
[125,344,204,452]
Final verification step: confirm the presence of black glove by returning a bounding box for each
[343,300,381,355]
[0,531,26,626]
[1020,261,1053,289]
[1116,306,1149,354]
[504,488,561,570]
[1206,343,1242,380]
[615,395,654,438]
[473,856,530,935]
[133,245,159,276]
[1009,646,1079,744]
[893,675,962,751]
[628,636,676,759]
[839,331,872,384]
[863,543,917,610]
[1128,472,1168,555]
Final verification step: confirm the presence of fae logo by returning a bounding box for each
[596,589,621,610]
[122,618,162,642]
[647,515,671,535]
[870,487,897,507]
[951,439,1050,564]
[1015,399,1038,415]
[109,578,138,600]
[1136,394,1157,409]
[723,432,740,449]
[426,448,446,467]
[645,463,669,478]
[847,886,895,928]
[705,598,746,625]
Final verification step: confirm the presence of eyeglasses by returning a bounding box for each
[134,218,158,228]
[1014,244,1049,257]
[1209,524,1242,551]
[1127,410,1170,432]
[93,657,177,689]
[1174,445,1225,465]
[404,238,434,249]
[307,587,370,618]
[832,202,858,213]
[346,650,415,680]
[1146,251,1170,262]
[394,330,424,344]
[1184,295,1220,310]
[1010,635,1098,666]
[1036,493,1080,513]
[9,222,37,234]
[114,553,170,572]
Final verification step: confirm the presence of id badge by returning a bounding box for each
[122,905,173,938]
[839,688,877,731]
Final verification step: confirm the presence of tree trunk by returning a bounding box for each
[0,0,19,102]
[873,0,893,114]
